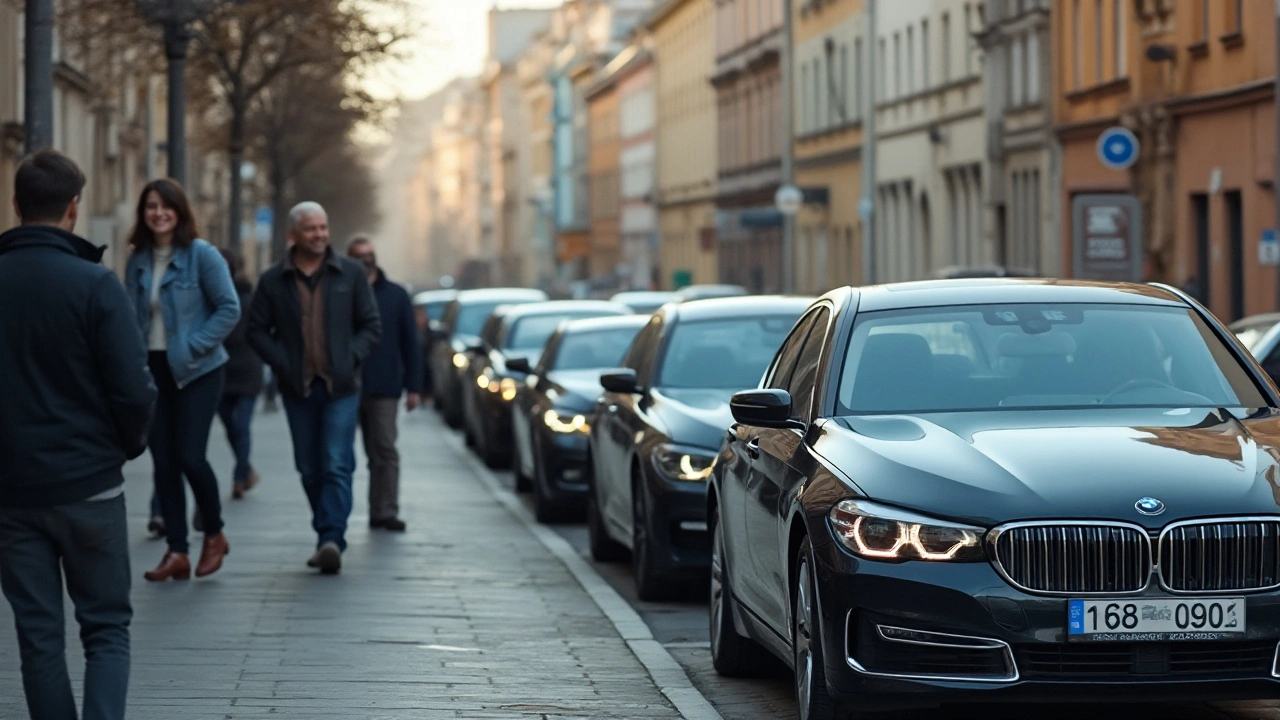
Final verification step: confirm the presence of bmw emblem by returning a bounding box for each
[1135,497,1166,516]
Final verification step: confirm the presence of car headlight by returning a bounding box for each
[500,378,518,402]
[453,352,469,370]
[828,499,985,562]
[543,409,590,434]
[653,445,716,482]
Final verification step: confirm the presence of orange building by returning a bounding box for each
[586,63,623,282]
[1055,0,1277,321]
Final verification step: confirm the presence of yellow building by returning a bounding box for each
[650,0,718,290]
[793,0,865,292]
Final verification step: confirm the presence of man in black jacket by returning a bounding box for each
[247,202,381,574]
[346,236,422,532]
[0,149,157,720]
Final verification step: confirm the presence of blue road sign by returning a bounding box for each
[255,206,273,227]
[1097,127,1139,171]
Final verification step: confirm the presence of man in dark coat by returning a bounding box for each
[0,149,157,720]
[217,248,265,499]
[347,236,422,531]
[247,202,381,574]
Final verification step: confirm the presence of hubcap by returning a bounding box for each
[795,560,813,719]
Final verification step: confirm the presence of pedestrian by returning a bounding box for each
[346,236,422,532]
[125,178,239,582]
[247,202,381,574]
[217,248,264,499]
[0,149,157,720]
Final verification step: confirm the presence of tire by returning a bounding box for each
[632,477,674,602]
[794,536,842,720]
[532,441,562,523]
[587,471,626,562]
[710,507,775,677]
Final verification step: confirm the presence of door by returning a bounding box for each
[1192,193,1210,306]
[741,308,829,628]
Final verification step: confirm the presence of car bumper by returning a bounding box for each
[535,430,591,504]
[643,467,711,578]
[811,538,1280,709]
[478,391,514,443]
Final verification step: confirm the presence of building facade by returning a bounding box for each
[586,65,622,281]
[793,0,866,293]
[616,43,659,290]
[872,0,988,284]
[517,32,560,290]
[712,0,785,294]
[1055,0,1277,321]
[651,0,719,290]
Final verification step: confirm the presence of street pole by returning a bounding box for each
[780,0,795,295]
[859,0,876,286]
[23,0,54,154]
[163,18,192,186]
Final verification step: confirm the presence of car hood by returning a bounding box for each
[820,407,1280,530]
[651,388,735,452]
[546,370,608,409]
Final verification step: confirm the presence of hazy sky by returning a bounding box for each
[374,0,564,102]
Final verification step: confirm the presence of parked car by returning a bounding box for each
[712,279,1280,719]
[511,314,650,523]
[430,288,547,428]
[1230,313,1280,385]
[609,290,678,314]
[462,300,631,469]
[588,295,811,600]
[673,284,748,302]
[412,289,458,398]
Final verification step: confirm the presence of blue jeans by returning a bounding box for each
[282,380,359,551]
[0,496,131,720]
[217,395,257,483]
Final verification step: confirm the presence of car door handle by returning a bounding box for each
[746,438,760,459]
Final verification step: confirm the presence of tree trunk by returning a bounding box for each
[227,96,247,252]
[270,162,289,264]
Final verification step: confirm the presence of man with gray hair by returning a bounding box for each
[247,202,381,574]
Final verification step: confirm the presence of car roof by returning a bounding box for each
[454,288,548,304]
[611,290,676,301]
[674,284,748,299]
[669,295,814,322]
[852,279,1187,313]
[559,314,650,334]
[498,300,631,321]
[413,289,457,306]
[1229,313,1280,330]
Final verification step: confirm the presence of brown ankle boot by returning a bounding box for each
[143,552,190,582]
[195,533,229,578]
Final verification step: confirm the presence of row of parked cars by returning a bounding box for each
[417,279,1280,720]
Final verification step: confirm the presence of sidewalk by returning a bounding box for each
[0,406,685,719]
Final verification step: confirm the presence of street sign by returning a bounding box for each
[1097,127,1139,171]
[775,185,803,216]
[254,206,272,245]
[1072,194,1143,282]
[858,196,874,221]
[1260,229,1279,266]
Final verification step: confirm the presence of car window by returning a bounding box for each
[553,326,646,371]
[786,308,832,422]
[506,311,623,351]
[480,314,505,347]
[766,311,819,392]
[425,302,448,322]
[456,302,504,337]
[837,303,1268,414]
[624,316,664,385]
[657,314,801,390]
[1234,319,1280,355]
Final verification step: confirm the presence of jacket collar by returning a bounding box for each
[284,245,341,276]
[0,224,106,264]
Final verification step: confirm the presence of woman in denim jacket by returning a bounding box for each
[125,179,239,582]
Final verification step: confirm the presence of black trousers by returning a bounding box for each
[148,352,224,554]
[0,496,132,720]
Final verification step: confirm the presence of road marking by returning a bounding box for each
[445,432,726,720]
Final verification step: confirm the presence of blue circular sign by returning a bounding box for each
[1098,127,1139,171]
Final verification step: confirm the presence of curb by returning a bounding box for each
[444,431,725,720]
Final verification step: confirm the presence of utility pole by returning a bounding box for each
[779,0,796,294]
[23,0,55,154]
[164,17,193,186]
[859,0,877,285]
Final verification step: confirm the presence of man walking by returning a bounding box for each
[247,202,381,574]
[0,149,157,720]
[346,236,422,532]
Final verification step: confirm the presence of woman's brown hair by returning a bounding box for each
[129,178,200,252]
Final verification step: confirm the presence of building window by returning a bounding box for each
[839,44,849,123]
[941,12,951,84]
[800,63,809,133]
[813,58,822,129]
[1094,0,1103,84]
[1010,35,1024,106]
[1227,0,1242,35]
[921,19,930,89]
[1114,0,1126,77]
[906,26,914,96]
[963,4,972,76]
[893,32,901,98]
[853,38,863,118]
[1072,0,1082,88]
[879,38,887,100]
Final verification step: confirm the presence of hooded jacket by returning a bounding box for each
[0,225,158,507]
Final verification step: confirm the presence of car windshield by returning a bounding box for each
[424,303,448,322]
[454,302,506,337]
[505,312,621,351]
[552,327,644,371]
[836,303,1267,414]
[1232,318,1279,354]
[658,315,799,390]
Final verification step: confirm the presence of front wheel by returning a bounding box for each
[633,478,674,602]
[794,537,841,720]
[710,507,774,676]
[587,473,627,562]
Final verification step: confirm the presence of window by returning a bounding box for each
[1027,31,1041,100]
[906,26,914,95]
[1072,0,1082,88]
[1113,0,1125,77]
[854,38,864,117]
[658,315,800,390]
[1227,0,1242,35]
[623,315,663,385]
[963,4,972,76]
[1094,0,1103,84]
[767,311,819,390]
[840,44,849,122]
[1010,35,1025,106]
[800,64,810,133]
[941,12,951,83]
[893,32,901,98]
[879,38,887,99]
[921,19,930,89]
[787,307,832,421]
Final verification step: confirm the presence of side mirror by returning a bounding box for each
[507,357,532,374]
[731,389,805,430]
[600,369,640,394]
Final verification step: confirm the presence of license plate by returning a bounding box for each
[1067,598,1246,641]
